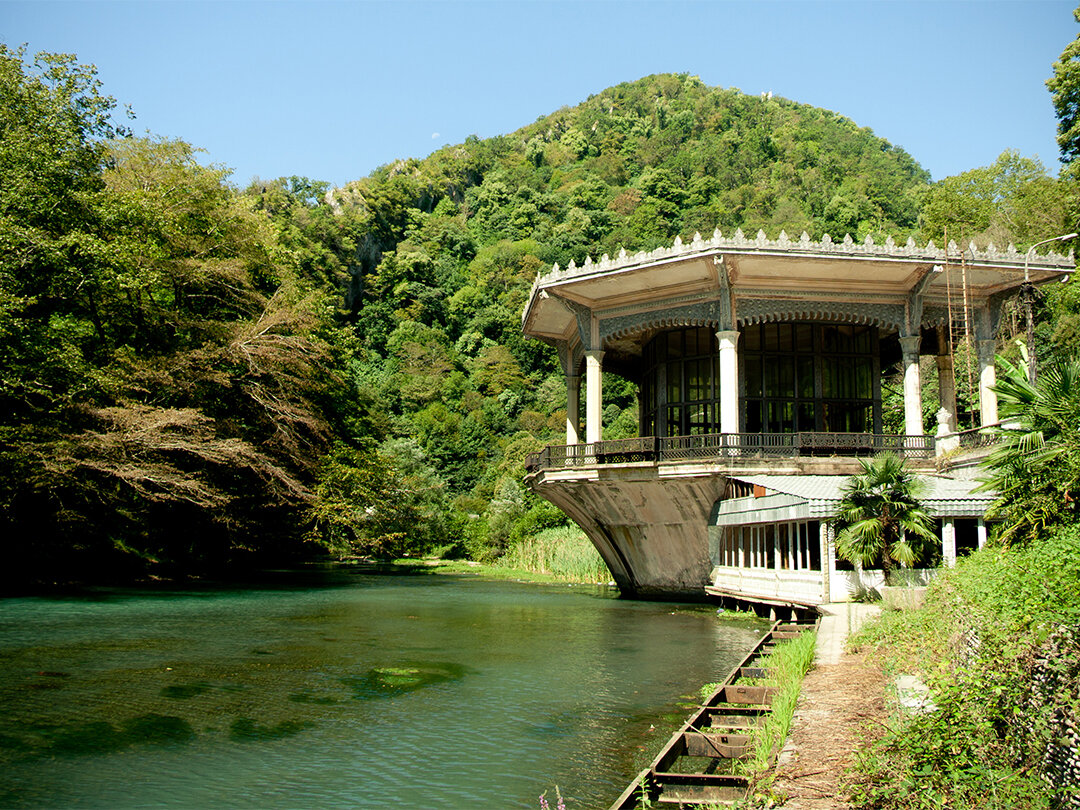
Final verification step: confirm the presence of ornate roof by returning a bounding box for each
[530,228,1075,297]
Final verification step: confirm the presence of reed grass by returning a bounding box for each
[499,526,611,583]
[700,629,817,777]
[740,630,816,774]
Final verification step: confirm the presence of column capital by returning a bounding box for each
[584,349,605,361]
[899,334,921,357]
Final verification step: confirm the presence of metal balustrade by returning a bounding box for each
[954,423,1001,450]
[523,431,937,473]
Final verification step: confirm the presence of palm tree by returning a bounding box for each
[833,452,937,582]
[980,348,1080,546]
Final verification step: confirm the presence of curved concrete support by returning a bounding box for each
[528,465,726,599]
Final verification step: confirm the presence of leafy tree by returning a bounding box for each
[920,150,1069,248]
[1048,5,1080,165]
[833,453,937,580]
[981,348,1080,546]
[306,442,419,560]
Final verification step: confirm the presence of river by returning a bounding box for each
[0,567,766,809]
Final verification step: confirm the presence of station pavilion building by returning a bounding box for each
[521,229,1074,604]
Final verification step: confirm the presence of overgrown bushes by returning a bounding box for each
[846,525,1080,808]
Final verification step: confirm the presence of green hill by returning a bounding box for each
[0,57,943,582]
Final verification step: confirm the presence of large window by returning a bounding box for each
[742,322,879,434]
[640,322,882,437]
[717,521,822,571]
[641,327,721,437]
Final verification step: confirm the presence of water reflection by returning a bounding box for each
[0,570,765,809]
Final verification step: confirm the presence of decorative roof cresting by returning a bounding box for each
[528,228,1076,297]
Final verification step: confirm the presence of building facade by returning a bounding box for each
[521,229,1073,602]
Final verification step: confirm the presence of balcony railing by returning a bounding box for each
[524,431,936,473]
[955,423,1001,451]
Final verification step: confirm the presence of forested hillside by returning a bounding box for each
[1,49,1072,586]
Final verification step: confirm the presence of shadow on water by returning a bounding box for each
[0,713,196,759]
[2,561,468,603]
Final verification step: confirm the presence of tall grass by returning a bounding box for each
[698,630,817,778]
[741,631,817,775]
[499,526,611,583]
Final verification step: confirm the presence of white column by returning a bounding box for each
[716,330,740,434]
[977,339,998,427]
[584,350,604,444]
[900,335,923,437]
[565,374,580,446]
[936,353,957,434]
[977,518,988,549]
[820,522,832,603]
[941,518,957,568]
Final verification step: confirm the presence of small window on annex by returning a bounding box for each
[742,322,881,434]
[640,327,722,437]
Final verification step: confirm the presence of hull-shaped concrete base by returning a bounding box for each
[527,463,727,600]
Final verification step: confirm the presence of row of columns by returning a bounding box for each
[906,329,999,443]
[565,327,1001,446]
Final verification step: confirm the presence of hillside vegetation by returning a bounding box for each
[0,50,1072,585]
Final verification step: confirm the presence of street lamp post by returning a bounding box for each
[1023,232,1078,384]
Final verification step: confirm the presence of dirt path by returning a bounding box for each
[770,647,887,808]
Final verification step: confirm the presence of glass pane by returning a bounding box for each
[808,524,821,570]
[743,323,760,351]
[779,357,795,398]
[855,326,871,354]
[762,323,779,351]
[795,323,813,352]
[667,362,681,403]
[745,400,763,433]
[688,359,706,401]
[798,402,816,431]
[668,330,683,358]
[822,325,837,354]
[686,328,704,356]
[764,359,779,397]
[777,323,793,352]
[798,356,814,398]
[746,357,762,397]
[856,357,872,399]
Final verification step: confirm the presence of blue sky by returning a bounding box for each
[3,1,1075,188]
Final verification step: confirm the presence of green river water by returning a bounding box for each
[0,567,766,809]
